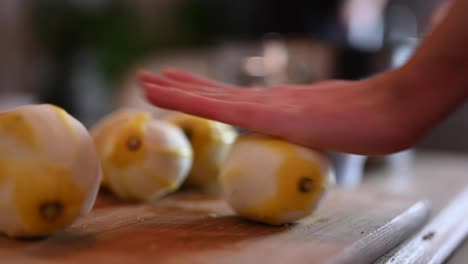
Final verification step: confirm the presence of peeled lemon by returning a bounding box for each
[220,134,334,225]
[0,104,101,238]
[91,109,192,202]
[166,113,237,192]
[89,108,140,187]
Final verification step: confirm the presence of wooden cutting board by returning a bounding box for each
[0,188,429,264]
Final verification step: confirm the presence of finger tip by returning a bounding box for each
[162,67,189,78]
[136,69,155,83]
[136,69,153,76]
[140,81,158,94]
[161,67,178,74]
[141,86,164,106]
[142,81,159,87]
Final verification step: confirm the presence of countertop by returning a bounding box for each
[360,149,468,263]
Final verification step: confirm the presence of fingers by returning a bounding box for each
[161,67,238,89]
[138,71,264,102]
[139,72,234,93]
[139,71,222,93]
[138,68,313,146]
[141,82,290,133]
[162,68,266,91]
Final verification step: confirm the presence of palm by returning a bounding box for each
[138,69,410,155]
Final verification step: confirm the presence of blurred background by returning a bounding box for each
[1,0,466,153]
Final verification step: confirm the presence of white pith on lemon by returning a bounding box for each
[0,104,101,238]
[91,109,192,202]
[220,134,335,225]
[166,113,237,192]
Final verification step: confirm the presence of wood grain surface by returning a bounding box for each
[0,188,429,264]
[360,151,468,264]
[375,186,468,264]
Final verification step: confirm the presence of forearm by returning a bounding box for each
[385,0,468,138]
[389,62,468,136]
[408,0,468,67]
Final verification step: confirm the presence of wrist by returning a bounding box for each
[376,61,468,145]
[398,60,468,120]
[361,69,425,152]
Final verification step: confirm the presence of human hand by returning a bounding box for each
[138,0,468,155]
[138,68,420,155]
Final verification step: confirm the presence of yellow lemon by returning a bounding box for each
[91,109,192,202]
[0,104,101,238]
[220,134,335,225]
[166,113,237,192]
[89,108,140,187]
